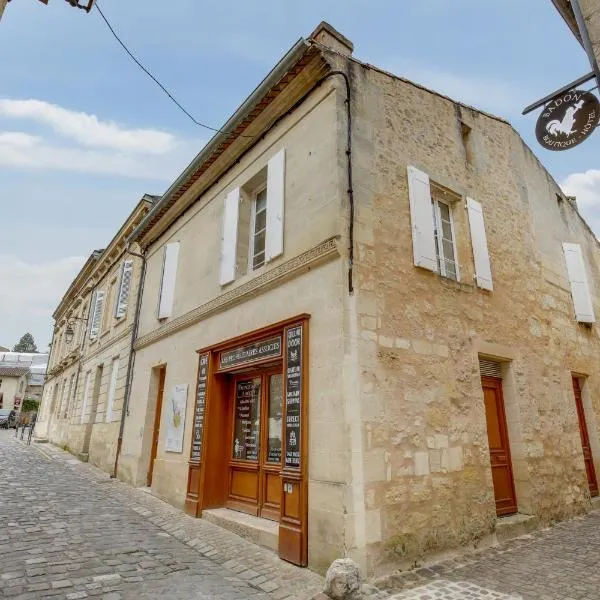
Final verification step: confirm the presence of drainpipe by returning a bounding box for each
[112,244,147,478]
[571,0,600,92]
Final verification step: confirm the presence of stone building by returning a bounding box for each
[0,365,29,410]
[37,196,154,473]
[552,0,600,64]
[0,352,49,403]
[46,22,600,577]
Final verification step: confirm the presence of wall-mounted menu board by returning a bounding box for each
[190,353,209,462]
[232,378,261,461]
[284,325,303,469]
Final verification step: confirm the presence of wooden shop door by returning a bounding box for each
[482,376,517,516]
[572,377,599,497]
[147,367,166,487]
[227,370,284,521]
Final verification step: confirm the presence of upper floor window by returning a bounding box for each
[407,165,493,291]
[432,194,458,281]
[220,148,285,286]
[102,280,116,334]
[251,187,267,270]
[89,290,106,341]
[115,260,134,320]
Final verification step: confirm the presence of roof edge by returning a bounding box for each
[128,38,311,246]
[551,0,583,44]
[52,195,156,321]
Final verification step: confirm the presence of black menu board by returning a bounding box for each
[232,379,261,461]
[190,353,209,462]
[284,325,303,469]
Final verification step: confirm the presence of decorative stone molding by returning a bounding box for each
[81,326,133,365]
[135,237,341,351]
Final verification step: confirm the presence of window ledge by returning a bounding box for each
[438,276,476,294]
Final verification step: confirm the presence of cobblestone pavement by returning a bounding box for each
[3,430,600,600]
[0,429,323,600]
[378,505,600,600]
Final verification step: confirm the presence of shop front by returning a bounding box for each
[184,315,309,566]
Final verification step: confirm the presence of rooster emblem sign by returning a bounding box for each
[536,90,599,151]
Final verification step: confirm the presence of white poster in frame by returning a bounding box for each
[165,383,188,453]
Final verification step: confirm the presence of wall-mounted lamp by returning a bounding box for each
[65,316,88,345]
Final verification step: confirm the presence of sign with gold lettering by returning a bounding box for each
[284,325,302,469]
[219,336,282,369]
[190,353,209,462]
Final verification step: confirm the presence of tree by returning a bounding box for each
[13,333,38,353]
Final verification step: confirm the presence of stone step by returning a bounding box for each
[201,507,279,552]
[495,512,538,542]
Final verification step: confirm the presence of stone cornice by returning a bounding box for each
[134,237,340,351]
[45,325,133,382]
[81,325,134,365]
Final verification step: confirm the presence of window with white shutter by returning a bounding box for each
[265,148,285,262]
[115,260,134,319]
[563,243,596,323]
[407,166,437,272]
[467,197,493,291]
[106,357,120,423]
[158,242,179,319]
[220,188,240,285]
[89,290,105,341]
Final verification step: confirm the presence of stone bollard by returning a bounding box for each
[312,558,363,600]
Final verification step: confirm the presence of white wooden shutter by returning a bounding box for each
[105,357,120,423]
[407,166,437,271]
[220,188,240,285]
[115,260,134,319]
[89,290,105,340]
[563,242,596,323]
[466,197,493,291]
[265,148,285,262]
[158,243,179,319]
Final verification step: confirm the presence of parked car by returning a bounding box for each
[0,409,17,429]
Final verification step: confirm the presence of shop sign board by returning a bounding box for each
[219,336,282,369]
[190,353,209,462]
[284,325,302,469]
[536,90,599,151]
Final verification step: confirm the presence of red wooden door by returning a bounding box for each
[482,376,517,516]
[572,377,599,497]
[147,367,166,487]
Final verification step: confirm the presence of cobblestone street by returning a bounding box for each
[2,429,600,600]
[0,430,323,600]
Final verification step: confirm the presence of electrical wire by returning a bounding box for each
[94,2,252,138]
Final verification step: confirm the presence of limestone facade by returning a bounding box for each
[41,23,600,578]
[37,197,154,473]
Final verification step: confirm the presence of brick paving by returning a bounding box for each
[3,429,600,600]
[0,429,323,600]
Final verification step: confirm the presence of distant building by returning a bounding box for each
[37,196,155,472]
[0,352,49,406]
[0,365,29,410]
